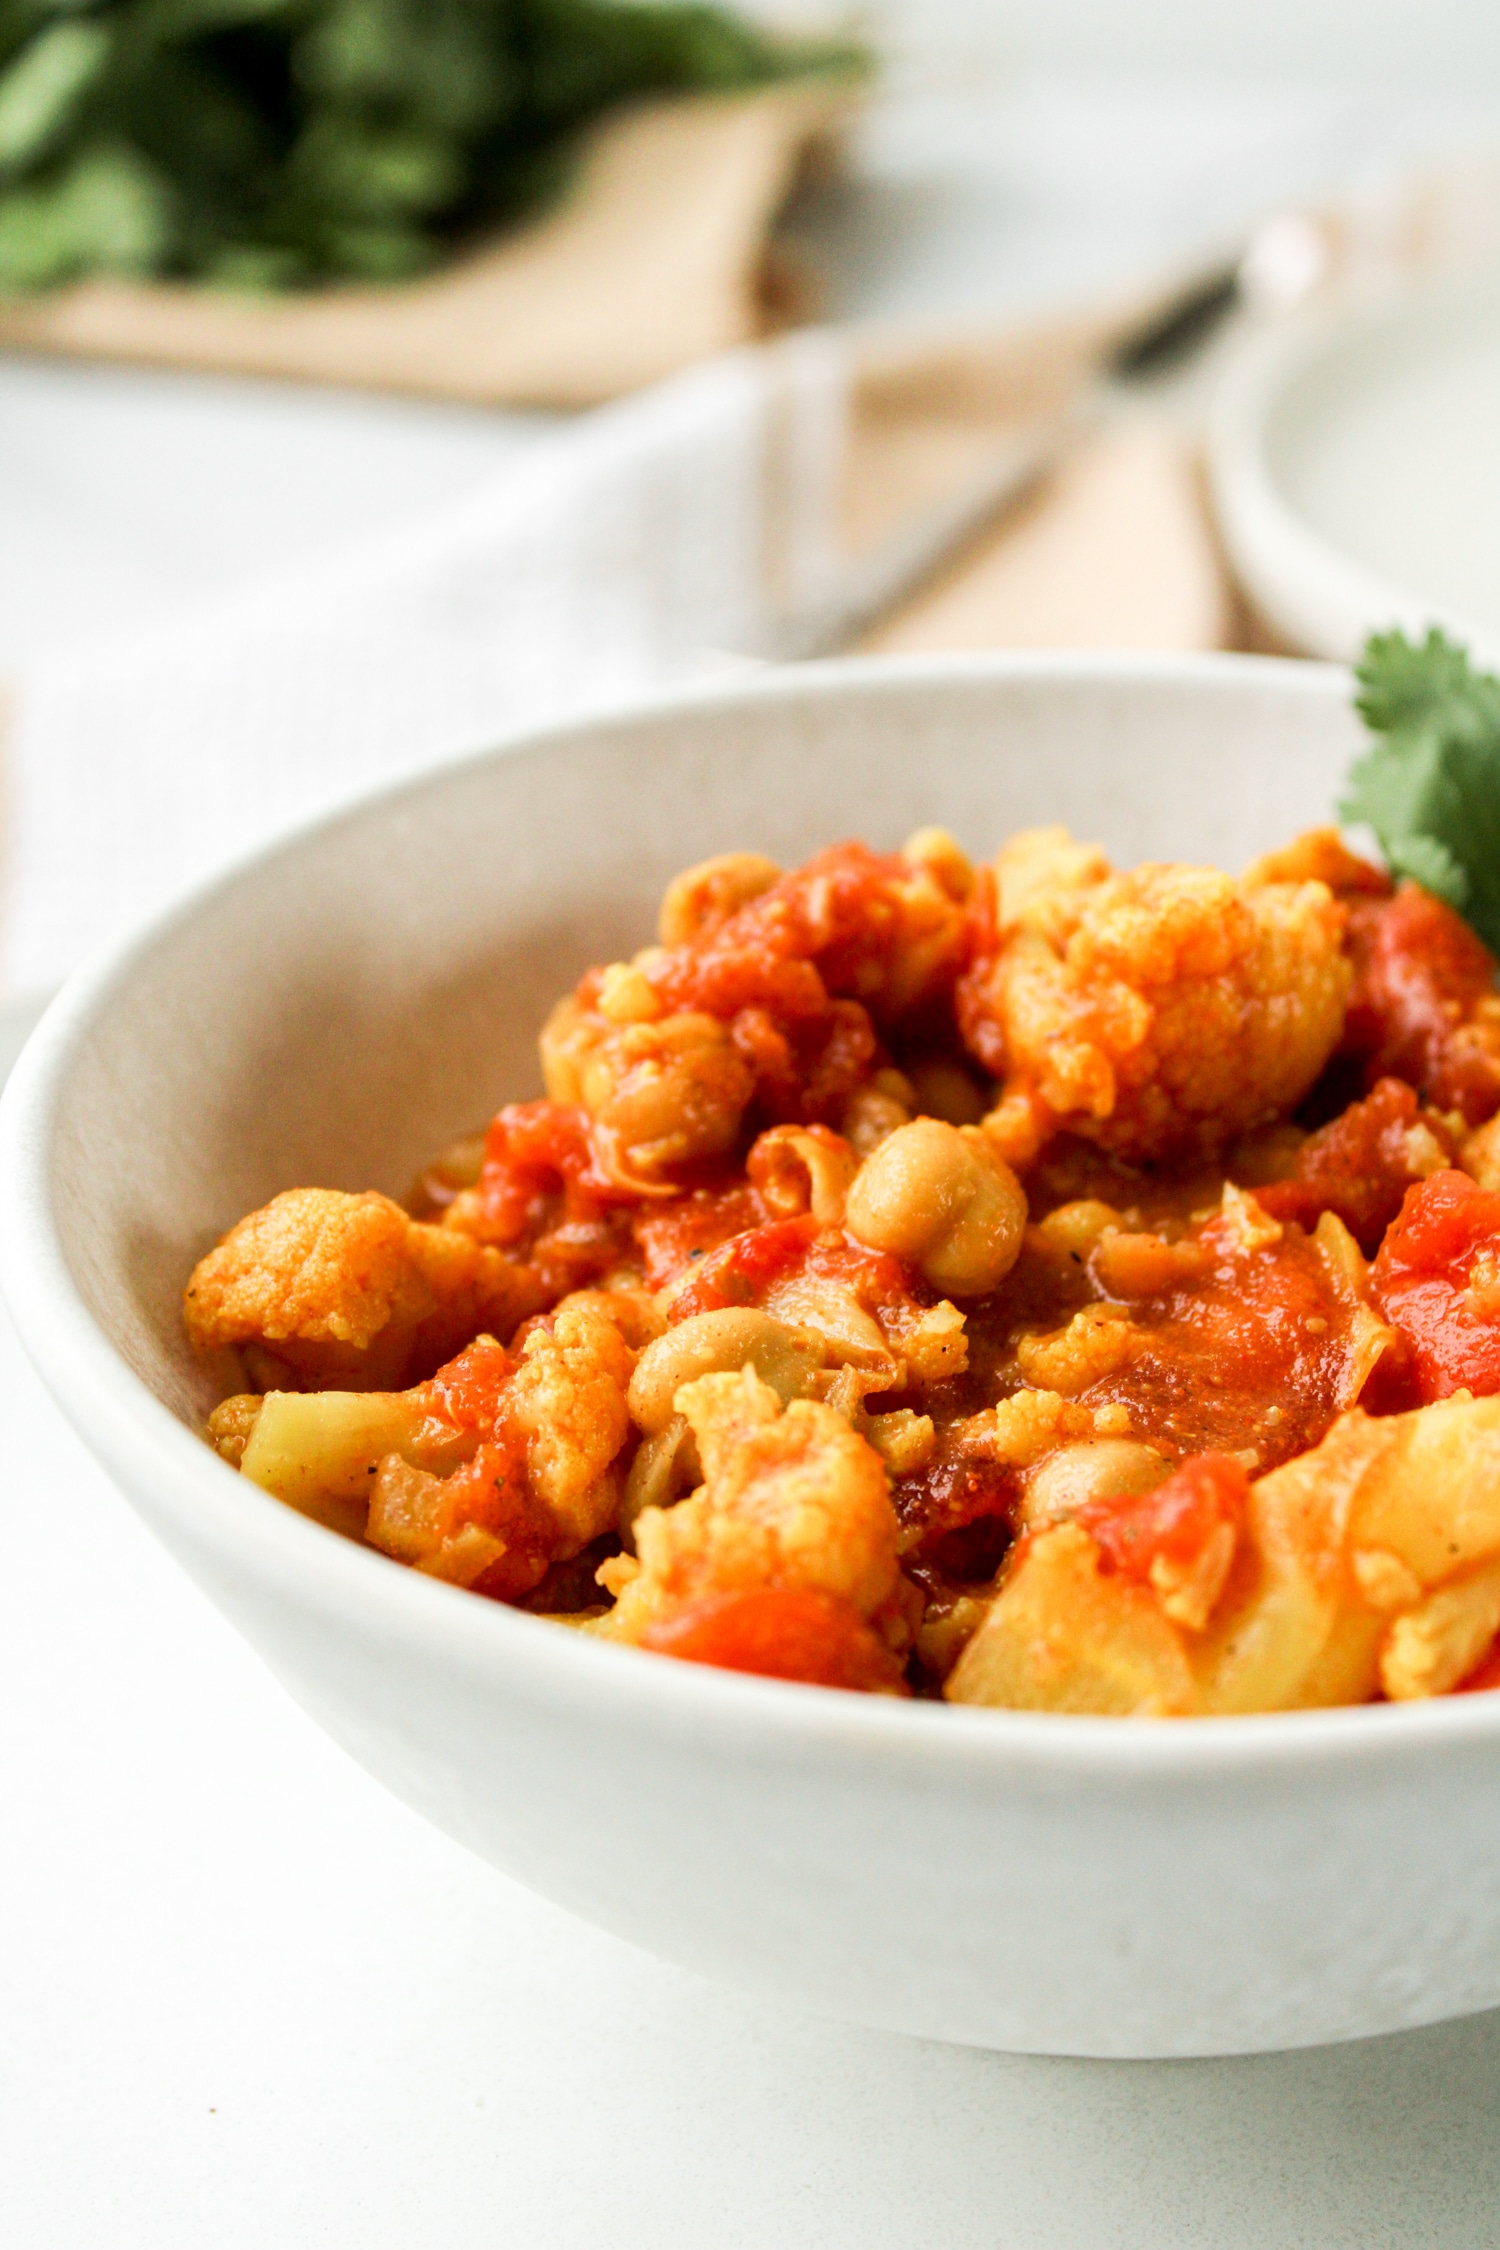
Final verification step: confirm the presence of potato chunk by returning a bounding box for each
[216,1298,636,1595]
[228,1388,477,1539]
[1200,1393,1500,1711]
[947,1523,1197,1716]
[946,1397,1500,1715]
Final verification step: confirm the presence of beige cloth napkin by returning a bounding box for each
[856,423,1231,658]
[0,84,849,408]
[800,298,1238,660]
[843,143,1500,661]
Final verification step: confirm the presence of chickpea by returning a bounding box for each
[841,1068,915,1156]
[901,826,973,902]
[596,960,662,1025]
[577,1013,754,1179]
[1031,1199,1121,1260]
[1022,1439,1171,1530]
[844,1118,1027,1297]
[627,1308,823,1435]
[622,1414,698,1542]
[746,1124,859,1224]
[658,852,781,947]
[842,1088,910,1155]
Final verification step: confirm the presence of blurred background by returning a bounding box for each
[5,0,1500,1001]
[786,0,1500,81]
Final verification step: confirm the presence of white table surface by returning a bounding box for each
[12,76,1500,2247]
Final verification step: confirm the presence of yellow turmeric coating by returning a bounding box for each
[184,1186,542,1390]
[968,832,1352,1163]
[599,1367,899,1642]
[504,1297,637,1550]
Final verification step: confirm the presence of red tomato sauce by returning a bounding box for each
[891,1449,1020,1575]
[422,1333,514,1429]
[631,1180,768,1293]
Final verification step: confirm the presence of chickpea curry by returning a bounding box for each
[186,812,1500,1718]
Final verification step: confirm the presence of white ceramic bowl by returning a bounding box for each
[10,652,1500,2061]
[1210,276,1500,667]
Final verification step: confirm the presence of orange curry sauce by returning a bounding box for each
[411,849,1500,1688]
[197,834,1500,1704]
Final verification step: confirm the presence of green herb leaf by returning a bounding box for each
[0,140,172,284]
[0,0,870,289]
[0,18,110,175]
[1343,627,1500,954]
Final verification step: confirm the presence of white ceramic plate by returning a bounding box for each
[1210,273,1500,665]
[10,652,1500,2062]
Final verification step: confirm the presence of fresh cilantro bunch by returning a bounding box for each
[0,0,865,291]
[1344,627,1500,954]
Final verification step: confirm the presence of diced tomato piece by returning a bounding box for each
[648,841,920,1020]
[1341,885,1500,1123]
[478,1100,622,1242]
[666,1211,924,1332]
[666,1215,821,1320]
[1257,1078,1454,1252]
[640,1586,907,1692]
[424,1334,514,1429]
[456,1441,571,1601]
[1077,1451,1248,1586]
[631,1181,766,1293]
[1369,1169,1500,1403]
[637,843,931,1127]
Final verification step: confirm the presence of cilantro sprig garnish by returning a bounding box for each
[1343,628,1500,954]
[0,2,868,293]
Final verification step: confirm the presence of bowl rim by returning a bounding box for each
[1209,279,1500,668]
[9,643,1500,1780]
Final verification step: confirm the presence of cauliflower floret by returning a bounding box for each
[184,1186,542,1390]
[506,1297,637,1547]
[1242,826,1390,897]
[600,1367,899,1641]
[960,832,1352,1163]
[363,1296,636,1593]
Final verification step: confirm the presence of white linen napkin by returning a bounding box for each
[3,335,851,1000]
